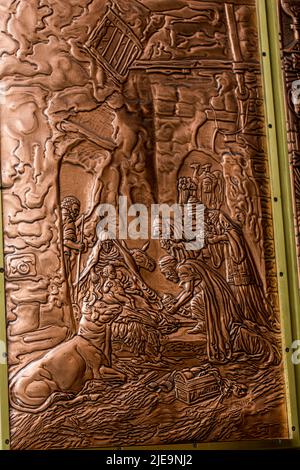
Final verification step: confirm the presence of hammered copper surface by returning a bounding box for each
[279,0,300,286]
[0,0,289,449]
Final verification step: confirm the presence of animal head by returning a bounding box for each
[82,293,97,315]
[130,241,156,272]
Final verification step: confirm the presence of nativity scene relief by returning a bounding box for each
[0,0,289,449]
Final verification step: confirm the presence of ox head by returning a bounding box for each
[82,292,97,315]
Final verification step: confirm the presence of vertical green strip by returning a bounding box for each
[257,0,300,444]
[0,190,10,450]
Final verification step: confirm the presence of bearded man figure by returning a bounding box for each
[159,256,280,366]
[61,196,85,301]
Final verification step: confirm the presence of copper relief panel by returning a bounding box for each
[279,0,300,286]
[0,0,290,449]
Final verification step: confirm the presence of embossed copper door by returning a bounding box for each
[279,0,300,286]
[0,0,294,449]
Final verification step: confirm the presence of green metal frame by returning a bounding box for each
[255,0,300,447]
[0,192,10,450]
[0,0,299,451]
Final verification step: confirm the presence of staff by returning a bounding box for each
[74,215,85,303]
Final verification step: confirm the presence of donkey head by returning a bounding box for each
[130,241,156,272]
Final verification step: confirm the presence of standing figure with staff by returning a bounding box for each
[61,196,86,309]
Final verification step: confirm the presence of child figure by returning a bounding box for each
[102,264,135,309]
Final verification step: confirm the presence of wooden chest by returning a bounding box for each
[174,368,221,405]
